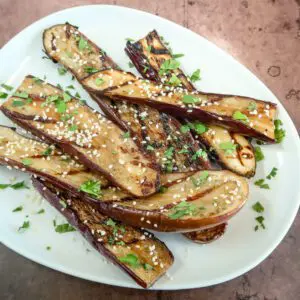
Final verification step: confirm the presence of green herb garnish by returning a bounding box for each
[95,78,105,86]
[164,146,174,159]
[22,158,32,166]
[219,142,237,155]
[254,146,264,161]
[254,179,270,189]
[128,62,134,68]
[169,201,198,219]
[274,119,285,143]
[0,180,29,190]
[42,147,53,156]
[143,263,154,270]
[12,205,23,212]
[46,246,51,250]
[167,74,181,86]
[0,92,8,99]
[182,95,200,105]
[159,59,180,75]
[172,53,184,59]
[192,149,208,161]
[159,186,168,193]
[119,254,141,268]
[122,131,130,139]
[191,171,209,187]
[18,220,30,232]
[84,66,99,74]
[146,145,155,151]
[255,216,266,231]
[68,124,78,131]
[233,111,249,123]
[79,180,101,198]
[180,124,190,133]
[55,223,76,233]
[13,91,28,99]
[189,69,201,82]
[1,83,13,91]
[266,167,278,180]
[193,122,208,134]
[252,201,264,213]
[12,100,25,107]
[58,67,67,75]
[37,209,45,214]
[78,37,90,51]
[247,101,257,112]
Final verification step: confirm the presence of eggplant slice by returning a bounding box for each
[42,24,210,172]
[125,30,257,177]
[32,177,173,288]
[0,76,160,197]
[98,170,249,232]
[183,223,227,244]
[83,68,277,143]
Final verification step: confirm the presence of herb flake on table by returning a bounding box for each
[266,167,278,180]
[18,220,30,232]
[254,179,270,189]
[1,83,14,91]
[254,146,264,161]
[252,201,264,213]
[189,69,201,82]
[274,119,285,143]
[12,205,23,212]
[0,180,29,190]
[55,223,76,233]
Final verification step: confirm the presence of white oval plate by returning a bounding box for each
[0,5,299,290]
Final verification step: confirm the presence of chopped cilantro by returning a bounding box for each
[247,101,257,112]
[119,253,141,268]
[180,124,190,133]
[22,158,32,166]
[3,181,29,190]
[12,205,23,212]
[172,53,184,59]
[55,99,67,114]
[75,92,81,99]
[266,167,278,180]
[233,111,249,123]
[219,142,237,155]
[146,145,155,151]
[58,67,67,75]
[164,146,174,159]
[167,74,181,86]
[69,124,78,131]
[189,69,201,82]
[192,149,208,161]
[182,95,200,105]
[159,186,168,193]
[12,100,25,107]
[254,179,270,189]
[128,62,134,68]
[32,77,43,85]
[13,91,28,99]
[84,66,99,74]
[254,146,264,162]
[125,38,135,42]
[37,209,45,214]
[55,223,76,233]
[63,92,72,102]
[191,171,209,187]
[252,201,264,213]
[46,246,51,250]
[274,119,285,143]
[18,220,30,232]
[255,216,266,230]
[66,85,75,89]
[95,78,105,86]
[178,146,189,154]
[79,180,101,198]
[159,59,180,75]
[193,122,208,134]
[0,92,8,99]
[122,131,130,139]
[169,201,198,219]
[143,263,154,270]
[78,37,90,51]
[42,147,53,156]
[1,83,13,91]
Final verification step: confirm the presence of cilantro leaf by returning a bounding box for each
[12,205,23,212]
[169,201,198,219]
[159,59,180,75]
[1,83,13,91]
[266,167,278,180]
[189,69,201,82]
[191,171,209,187]
[119,254,141,268]
[180,124,190,133]
[0,92,8,99]
[18,220,30,232]
[233,111,249,123]
[84,66,99,74]
[247,101,257,112]
[95,78,105,86]
[122,131,130,139]
[58,67,67,75]
[252,201,264,213]
[22,158,32,166]
[254,146,264,162]
[12,100,25,107]
[79,180,101,198]
[182,95,200,105]
[167,74,181,86]
[55,223,76,233]
[274,119,285,143]
[254,179,270,189]
[192,149,208,161]
[219,142,237,155]
[172,53,184,59]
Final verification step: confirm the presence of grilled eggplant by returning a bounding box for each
[32,177,174,288]
[43,24,210,172]
[0,76,159,197]
[183,223,227,244]
[83,68,277,143]
[98,170,248,232]
[125,30,256,177]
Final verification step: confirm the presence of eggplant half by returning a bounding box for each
[42,24,210,172]
[0,76,160,197]
[83,68,277,143]
[98,170,249,232]
[125,30,257,177]
[32,177,174,288]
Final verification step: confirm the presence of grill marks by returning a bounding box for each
[43,24,204,173]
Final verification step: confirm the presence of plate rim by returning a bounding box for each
[0,4,300,290]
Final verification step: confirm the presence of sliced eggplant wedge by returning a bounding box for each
[0,125,132,201]
[83,68,277,143]
[183,223,227,244]
[43,24,210,172]
[125,30,256,177]
[98,170,249,232]
[0,76,159,197]
[32,177,174,288]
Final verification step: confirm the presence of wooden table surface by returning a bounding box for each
[0,1,299,299]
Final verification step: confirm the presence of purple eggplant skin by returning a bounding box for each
[183,223,228,244]
[32,177,174,289]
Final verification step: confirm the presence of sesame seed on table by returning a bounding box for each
[0,0,299,299]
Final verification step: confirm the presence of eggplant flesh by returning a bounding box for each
[0,76,160,198]
[98,170,249,232]
[43,24,209,173]
[125,30,257,177]
[83,68,277,143]
[32,177,174,289]
[183,223,227,244]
